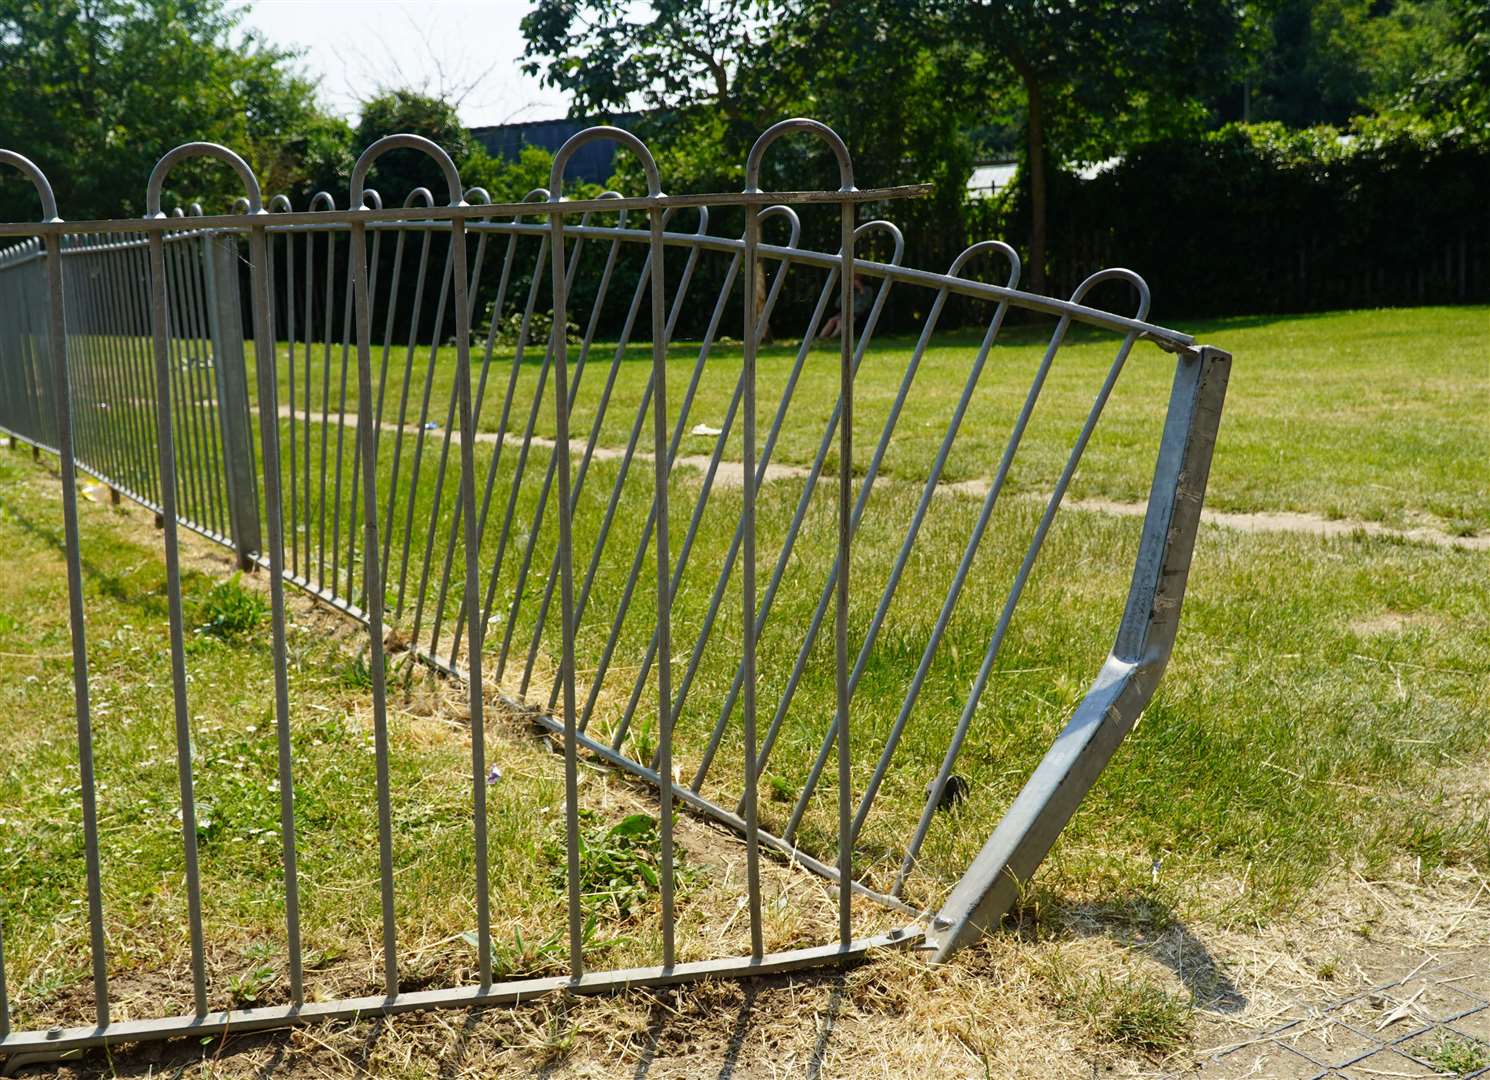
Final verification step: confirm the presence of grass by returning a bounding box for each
[239,303,1489,533]
[2,304,1488,1073]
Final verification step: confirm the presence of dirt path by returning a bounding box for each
[260,406,1486,551]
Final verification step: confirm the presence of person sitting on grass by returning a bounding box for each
[816,272,872,341]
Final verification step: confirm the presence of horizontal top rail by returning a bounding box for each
[0,214,1195,349]
[0,184,935,240]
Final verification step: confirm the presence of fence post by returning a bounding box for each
[202,231,261,569]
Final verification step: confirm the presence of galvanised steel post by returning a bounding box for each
[202,229,262,569]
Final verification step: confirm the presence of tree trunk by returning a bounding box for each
[754,257,771,342]
[1024,70,1048,296]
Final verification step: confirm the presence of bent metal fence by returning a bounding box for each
[0,121,1230,1067]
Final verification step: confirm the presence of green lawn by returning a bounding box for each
[251,304,1488,533]
[2,305,1487,1041]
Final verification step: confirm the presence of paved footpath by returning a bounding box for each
[1194,946,1490,1078]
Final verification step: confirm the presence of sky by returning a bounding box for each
[235,0,573,128]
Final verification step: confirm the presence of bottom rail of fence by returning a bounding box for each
[0,928,924,1069]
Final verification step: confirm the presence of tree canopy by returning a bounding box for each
[0,0,346,220]
[521,0,1480,292]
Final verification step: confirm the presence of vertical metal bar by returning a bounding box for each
[835,200,854,946]
[245,217,305,1005]
[498,211,698,691]
[521,225,688,701]
[344,196,384,604]
[470,224,591,678]
[406,237,476,648]
[100,239,134,494]
[350,211,400,998]
[378,192,436,593]
[317,218,336,589]
[0,918,8,1038]
[644,199,676,968]
[282,225,301,579]
[586,229,816,744]
[329,235,355,599]
[435,213,530,664]
[679,248,897,786]
[470,246,555,658]
[549,198,584,980]
[425,196,500,664]
[449,214,596,670]
[448,220,548,669]
[204,232,262,567]
[302,220,315,586]
[499,229,649,687]
[128,242,163,506]
[147,226,209,1016]
[393,244,454,620]
[740,203,763,960]
[62,240,96,473]
[118,236,152,499]
[448,208,493,987]
[46,227,111,1027]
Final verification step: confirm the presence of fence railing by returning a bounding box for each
[0,123,1229,1067]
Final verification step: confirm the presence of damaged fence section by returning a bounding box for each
[0,122,1228,1067]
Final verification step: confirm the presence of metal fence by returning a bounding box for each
[0,122,1230,1068]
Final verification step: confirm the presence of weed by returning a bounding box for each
[625,714,657,768]
[194,572,267,641]
[1426,1032,1489,1076]
[460,921,614,979]
[340,650,374,690]
[227,964,277,1006]
[546,811,695,922]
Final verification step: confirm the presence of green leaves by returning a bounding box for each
[546,810,696,923]
[0,0,342,219]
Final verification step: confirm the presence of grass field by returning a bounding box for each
[251,304,1488,532]
[1,304,1487,1076]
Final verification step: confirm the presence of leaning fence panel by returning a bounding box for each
[0,122,1229,1067]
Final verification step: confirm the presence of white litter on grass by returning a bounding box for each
[690,423,723,437]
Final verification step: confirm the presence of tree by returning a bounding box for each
[521,2,983,266]
[0,0,346,221]
[1405,0,1490,127]
[948,1,1245,293]
[351,89,476,206]
[1236,0,1457,128]
[521,0,770,125]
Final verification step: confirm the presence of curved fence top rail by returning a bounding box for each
[0,215,1195,349]
[0,117,1196,348]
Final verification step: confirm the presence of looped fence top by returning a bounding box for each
[146,142,262,218]
[351,134,464,210]
[1069,267,1152,324]
[947,240,1021,290]
[758,204,803,249]
[549,127,662,200]
[401,187,434,210]
[853,219,904,265]
[0,150,59,222]
[746,118,855,194]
